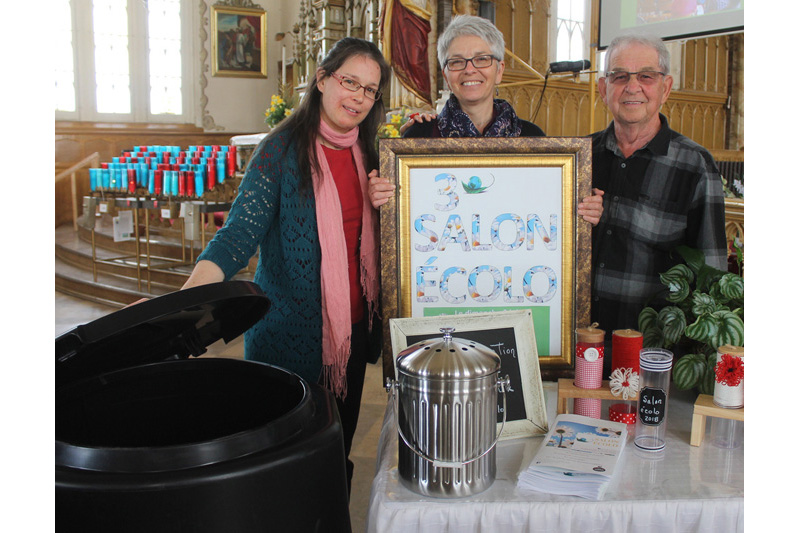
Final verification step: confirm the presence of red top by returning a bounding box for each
[321,145,365,324]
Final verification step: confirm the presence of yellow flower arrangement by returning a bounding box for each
[378,107,416,139]
[378,123,400,138]
[264,93,295,127]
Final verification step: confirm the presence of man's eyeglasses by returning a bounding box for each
[444,55,498,71]
[605,70,667,86]
[329,72,382,101]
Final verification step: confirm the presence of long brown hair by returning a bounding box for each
[271,38,390,193]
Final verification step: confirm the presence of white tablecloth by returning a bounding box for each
[366,382,743,533]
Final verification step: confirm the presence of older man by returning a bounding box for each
[591,33,727,372]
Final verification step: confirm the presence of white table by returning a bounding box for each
[230,133,269,172]
[366,382,743,532]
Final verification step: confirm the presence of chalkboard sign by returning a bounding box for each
[638,387,667,426]
[389,310,549,439]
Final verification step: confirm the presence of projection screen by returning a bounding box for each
[598,0,744,49]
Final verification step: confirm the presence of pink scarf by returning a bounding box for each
[312,119,380,399]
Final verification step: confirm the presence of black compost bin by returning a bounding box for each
[55,281,351,533]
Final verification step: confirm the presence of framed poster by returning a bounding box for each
[211,4,267,78]
[378,137,592,381]
[389,310,549,439]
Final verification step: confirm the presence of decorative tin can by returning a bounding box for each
[612,329,643,375]
[713,345,744,408]
[574,324,605,418]
[386,328,510,498]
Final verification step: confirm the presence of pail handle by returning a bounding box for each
[386,375,511,469]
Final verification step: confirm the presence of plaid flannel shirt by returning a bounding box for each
[590,114,727,338]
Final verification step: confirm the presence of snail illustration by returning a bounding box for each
[461,173,495,194]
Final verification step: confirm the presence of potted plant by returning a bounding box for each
[637,245,744,394]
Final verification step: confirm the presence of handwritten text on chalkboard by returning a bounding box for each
[638,387,667,426]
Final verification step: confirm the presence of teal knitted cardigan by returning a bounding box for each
[198,130,325,382]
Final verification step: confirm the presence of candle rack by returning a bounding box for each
[556,378,638,415]
[689,394,744,446]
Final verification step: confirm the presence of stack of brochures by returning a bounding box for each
[517,414,628,500]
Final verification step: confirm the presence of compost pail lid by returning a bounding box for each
[55,281,270,387]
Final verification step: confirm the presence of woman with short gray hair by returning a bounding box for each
[370,15,603,225]
[403,14,545,139]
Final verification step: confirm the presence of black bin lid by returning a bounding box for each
[55,281,270,388]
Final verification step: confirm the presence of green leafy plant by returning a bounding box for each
[638,245,744,394]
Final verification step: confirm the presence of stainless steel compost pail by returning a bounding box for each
[386,327,510,498]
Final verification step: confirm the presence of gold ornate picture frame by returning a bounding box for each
[211,4,267,78]
[378,137,593,381]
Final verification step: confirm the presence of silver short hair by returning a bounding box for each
[604,33,670,75]
[437,15,505,68]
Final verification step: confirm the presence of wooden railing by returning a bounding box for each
[55,152,100,231]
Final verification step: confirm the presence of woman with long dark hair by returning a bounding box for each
[181,37,390,491]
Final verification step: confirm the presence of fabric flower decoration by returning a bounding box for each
[609,367,639,400]
[715,353,744,387]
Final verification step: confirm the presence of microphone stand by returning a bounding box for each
[499,48,597,128]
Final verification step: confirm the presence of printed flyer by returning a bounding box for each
[517,414,628,499]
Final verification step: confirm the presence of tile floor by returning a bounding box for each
[55,291,386,532]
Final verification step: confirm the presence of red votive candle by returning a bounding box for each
[229,145,237,172]
[186,170,195,197]
[208,164,216,190]
[226,151,236,177]
[127,169,136,193]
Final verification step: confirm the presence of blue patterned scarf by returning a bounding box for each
[436,94,522,137]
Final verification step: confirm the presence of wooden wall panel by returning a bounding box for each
[491,7,735,150]
[501,79,728,149]
[683,36,729,94]
[495,0,550,79]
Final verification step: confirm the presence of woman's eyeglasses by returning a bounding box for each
[444,55,497,71]
[329,72,382,101]
[605,70,667,86]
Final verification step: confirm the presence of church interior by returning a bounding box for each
[36,0,783,530]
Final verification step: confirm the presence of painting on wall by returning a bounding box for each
[211,4,267,78]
